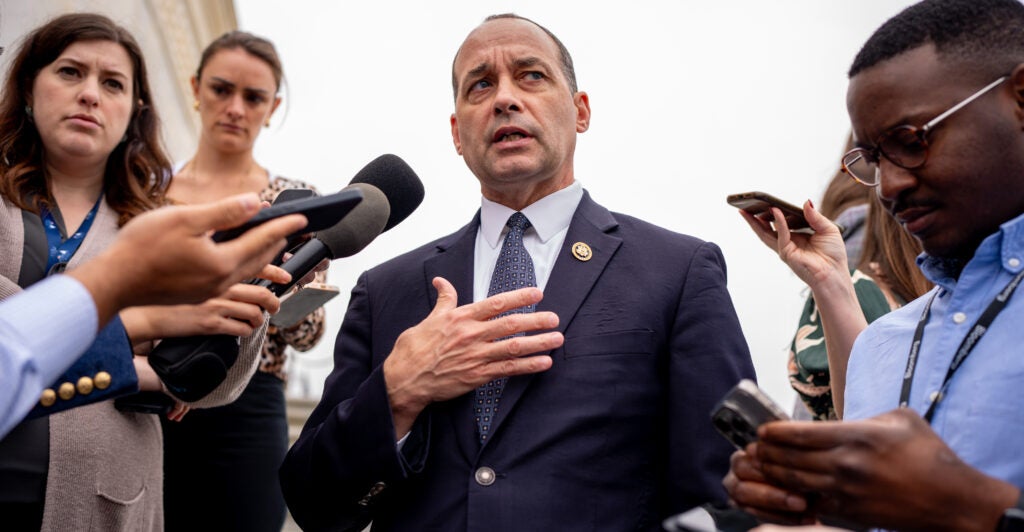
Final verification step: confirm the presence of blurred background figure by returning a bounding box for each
[160,31,327,532]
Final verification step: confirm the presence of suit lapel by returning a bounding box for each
[485,193,622,446]
[423,214,482,460]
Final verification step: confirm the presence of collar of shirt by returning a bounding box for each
[918,211,1024,291]
[479,181,583,248]
[473,181,584,301]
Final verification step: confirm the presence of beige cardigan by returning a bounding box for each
[0,196,267,532]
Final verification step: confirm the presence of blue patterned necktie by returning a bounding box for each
[475,212,537,443]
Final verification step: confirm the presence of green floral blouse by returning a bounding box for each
[788,269,898,420]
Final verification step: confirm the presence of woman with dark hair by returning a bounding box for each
[0,14,277,531]
[161,30,327,532]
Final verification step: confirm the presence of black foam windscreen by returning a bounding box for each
[316,183,390,258]
[348,154,424,231]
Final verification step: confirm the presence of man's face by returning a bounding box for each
[450,18,590,208]
[848,44,1024,261]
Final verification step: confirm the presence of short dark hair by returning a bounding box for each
[850,0,1024,80]
[451,13,578,101]
[0,12,170,225]
[196,30,284,92]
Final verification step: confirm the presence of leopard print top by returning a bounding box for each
[258,175,327,380]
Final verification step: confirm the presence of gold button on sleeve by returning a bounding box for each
[40,389,57,407]
[58,382,75,401]
[94,371,112,390]
[76,376,95,395]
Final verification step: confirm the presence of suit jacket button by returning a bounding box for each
[475,466,496,486]
[77,376,95,395]
[58,382,76,401]
[94,371,112,390]
[40,389,57,407]
[357,481,387,507]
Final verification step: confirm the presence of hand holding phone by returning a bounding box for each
[211,188,363,242]
[710,379,790,450]
[270,282,340,328]
[726,191,811,232]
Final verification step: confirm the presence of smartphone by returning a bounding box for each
[269,283,341,328]
[710,379,790,450]
[726,191,811,232]
[211,187,364,242]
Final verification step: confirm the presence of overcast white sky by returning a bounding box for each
[234,1,920,406]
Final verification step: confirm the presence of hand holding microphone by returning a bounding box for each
[135,154,423,404]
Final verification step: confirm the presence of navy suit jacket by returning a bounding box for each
[281,192,755,531]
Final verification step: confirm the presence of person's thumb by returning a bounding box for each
[431,277,458,312]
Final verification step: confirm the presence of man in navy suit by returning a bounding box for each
[281,13,755,531]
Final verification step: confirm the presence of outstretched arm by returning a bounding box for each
[68,192,304,327]
[740,203,867,417]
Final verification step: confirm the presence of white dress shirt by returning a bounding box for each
[473,181,584,301]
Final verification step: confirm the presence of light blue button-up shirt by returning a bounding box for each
[846,211,1024,488]
[0,275,97,438]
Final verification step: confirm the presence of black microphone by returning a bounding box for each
[349,153,424,231]
[141,154,423,403]
[258,182,390,296]
[258,153,424,295]
[270,188,317,265]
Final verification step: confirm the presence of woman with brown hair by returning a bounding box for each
[0,13,277,531]
[160,31,327,532]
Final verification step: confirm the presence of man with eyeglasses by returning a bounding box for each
[723,0,1024,530]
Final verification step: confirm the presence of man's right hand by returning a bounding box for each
[382,276,563,438]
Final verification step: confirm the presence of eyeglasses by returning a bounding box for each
[840,75,1008,186]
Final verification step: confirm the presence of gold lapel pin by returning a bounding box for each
[571,242,593,262]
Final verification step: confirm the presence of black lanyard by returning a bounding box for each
[899,268,1024,423]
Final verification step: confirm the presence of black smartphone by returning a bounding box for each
[211,187,363,242]
[726,191,811,232]
[269,282,340,328]
[710,379,790,450]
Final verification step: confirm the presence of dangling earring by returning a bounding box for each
[25,105,33,120]
[193,100,199,111]
[264,118,271,128]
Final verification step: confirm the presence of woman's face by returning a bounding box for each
[30,39,135,169]
[193,47,281,154]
